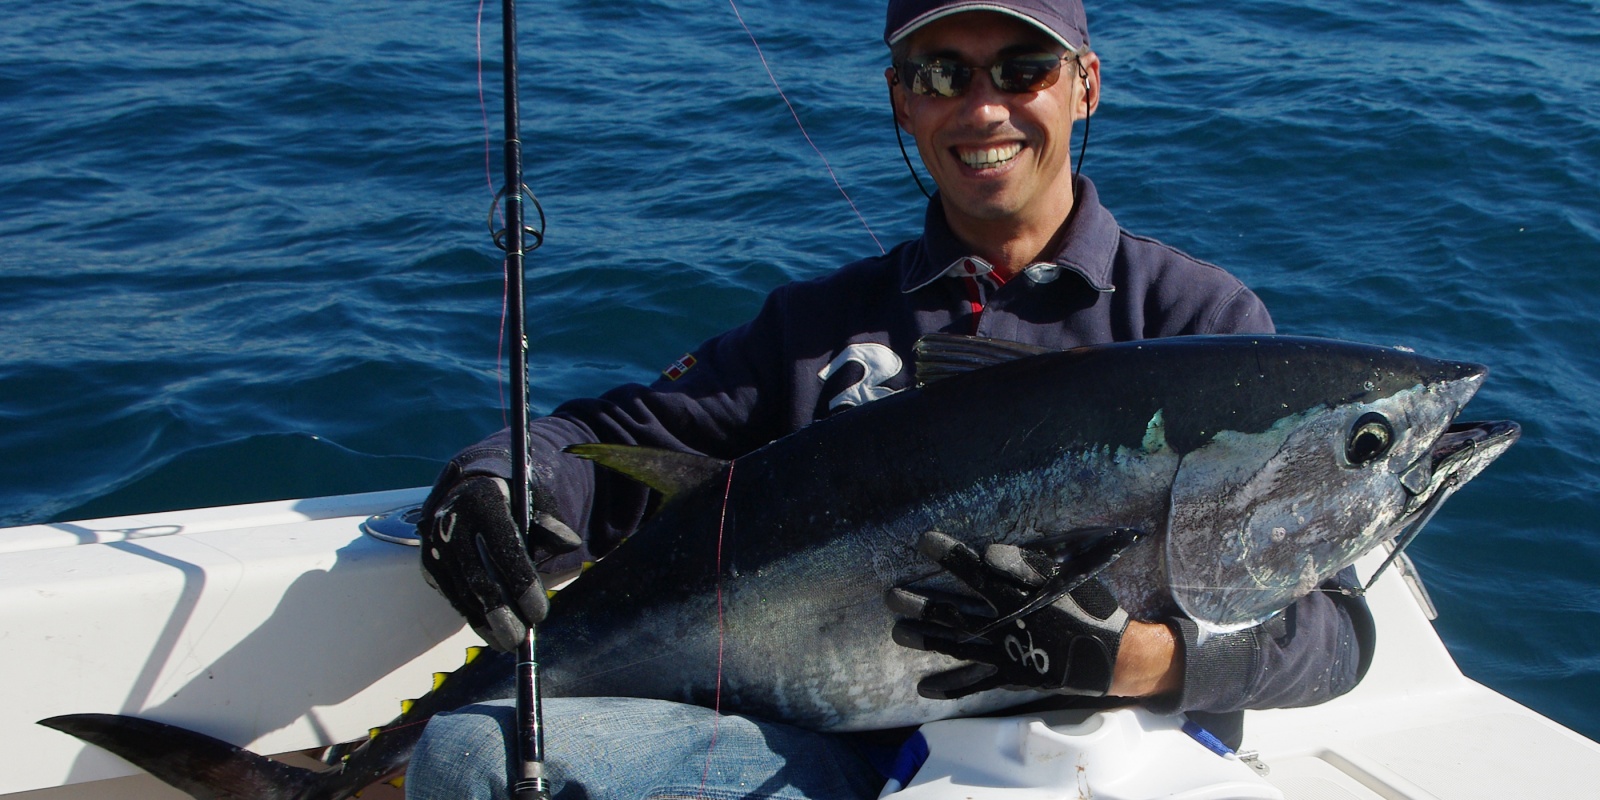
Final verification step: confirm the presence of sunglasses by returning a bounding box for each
[894,52,1072,98]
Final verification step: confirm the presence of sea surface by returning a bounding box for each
[3,0,1598,743]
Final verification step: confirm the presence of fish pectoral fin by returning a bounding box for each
[1025,526,1145,568]
[913,334,1054,387]
[564,443,728,505]
[976,527,1144,634]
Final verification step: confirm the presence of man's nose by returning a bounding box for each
[956,71,1012,124]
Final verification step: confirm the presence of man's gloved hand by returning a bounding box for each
[418,476,583,652]
[888,530,1130,700]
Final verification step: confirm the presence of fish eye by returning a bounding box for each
[1345,412,1394,466]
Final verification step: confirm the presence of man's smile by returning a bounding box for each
[956,142,1023,170]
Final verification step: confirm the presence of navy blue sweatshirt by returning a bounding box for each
[435,176,1373,715]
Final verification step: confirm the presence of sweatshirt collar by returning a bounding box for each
[900,175,1119,294]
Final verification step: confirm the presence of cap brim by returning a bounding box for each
[886,4,1081,52]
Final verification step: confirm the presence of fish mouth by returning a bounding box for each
[1367,419,1521,589]
[1407,420,1522,513]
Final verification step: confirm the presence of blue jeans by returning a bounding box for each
[405,697,886,800]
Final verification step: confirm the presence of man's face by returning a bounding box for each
[889,12,1097,235]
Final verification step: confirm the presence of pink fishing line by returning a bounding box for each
[698,459,736,794]
[725,0,886,255]
[477,0,512,426]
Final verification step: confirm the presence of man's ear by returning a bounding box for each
[1078,52,1102,120]
[886,66,912,131]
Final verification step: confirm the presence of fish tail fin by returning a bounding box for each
[39,713,350,800]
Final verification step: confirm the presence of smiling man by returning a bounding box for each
[888,6,1095,273]
[405,1,1372,798]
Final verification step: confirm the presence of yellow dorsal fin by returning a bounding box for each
[431,672,449,691]
[564,444,726,506]
[464,645,485,664]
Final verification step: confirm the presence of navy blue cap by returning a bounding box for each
[885,0,1090,52]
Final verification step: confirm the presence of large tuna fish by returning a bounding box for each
[41,334,1519,799]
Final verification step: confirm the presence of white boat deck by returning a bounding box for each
[2,491,1596,798]
[1243,551,1600,798]
[0,490,471,798]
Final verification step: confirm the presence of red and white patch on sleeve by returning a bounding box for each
[661,353,698,381]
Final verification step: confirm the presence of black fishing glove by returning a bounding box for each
[889,530,1129,700]
[418,475,583,652]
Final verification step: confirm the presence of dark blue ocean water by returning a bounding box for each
[3,0,1597,741]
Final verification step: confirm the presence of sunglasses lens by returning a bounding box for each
[898,54,1064,97]
[905,60,968,98]
[994,55,1063,93]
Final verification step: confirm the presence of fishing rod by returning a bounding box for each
[486,8,861,793]
[493,0,550,797]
